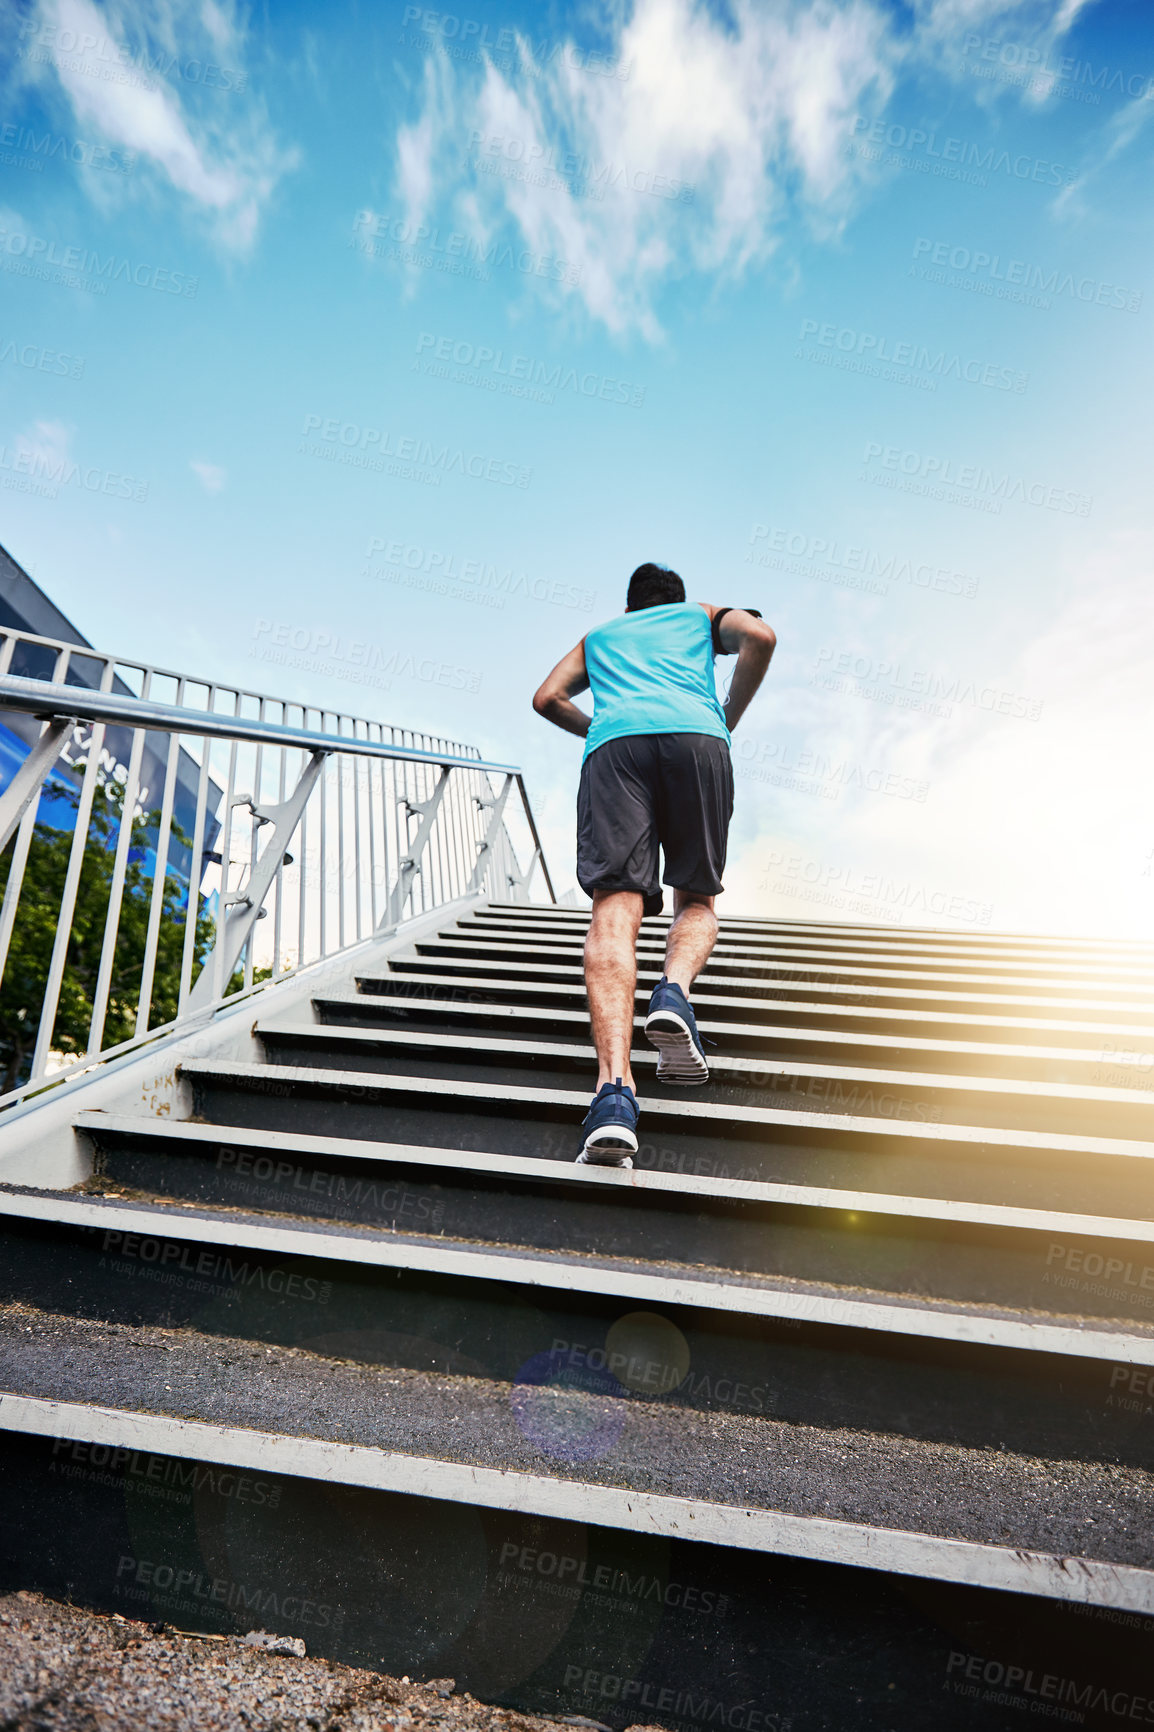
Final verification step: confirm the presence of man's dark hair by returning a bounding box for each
[626,563,685,611]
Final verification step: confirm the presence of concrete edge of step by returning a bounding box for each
[170,1058,1154,1161]
[458,919,1154,980]
[365,969,1154,1042]
[477,903,1154,958]
[3,1391,1153,1613]
[249,1019,1154,1109]
[309,992,1154,1071]
[415,934,1154,996]
[0,894,496,1188]
[64,1112,1154,1245]
[4,1185,1154,1364]
[382,951,1154,1019]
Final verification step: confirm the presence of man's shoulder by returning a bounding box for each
[593,603,717,633]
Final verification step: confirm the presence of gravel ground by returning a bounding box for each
[0,1590,650,1732]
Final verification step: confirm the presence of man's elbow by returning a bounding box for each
[532,684,555,717]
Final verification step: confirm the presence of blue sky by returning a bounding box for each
[1,0,1152,936]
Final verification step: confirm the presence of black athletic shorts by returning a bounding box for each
[576,732,734,918]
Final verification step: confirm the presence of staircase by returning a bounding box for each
[2,899,1154,1730]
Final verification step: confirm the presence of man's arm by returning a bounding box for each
[532,639,592,738]
[707,605,777,732]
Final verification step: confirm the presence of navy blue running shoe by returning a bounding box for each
[576,1077,639,1166]
[645,976,709,1084]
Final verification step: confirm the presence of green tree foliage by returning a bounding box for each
[0,779,255,1095]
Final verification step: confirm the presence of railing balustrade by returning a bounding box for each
[0,627,553,1113]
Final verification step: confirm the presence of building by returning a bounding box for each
[0,540,218,896]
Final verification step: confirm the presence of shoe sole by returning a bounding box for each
[576,1148,635,1168]
[645,1008,710,1085]
[576,1131,636,1169]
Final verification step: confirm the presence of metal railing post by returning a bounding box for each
[86,723,147,1056]
[515,774,557,903]
[28,720,109,1083]
[134,719,183,1038]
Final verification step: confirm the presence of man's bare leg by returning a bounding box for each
[643,891,717,1085]
[663,891,718,994]
[584,889,643,1090]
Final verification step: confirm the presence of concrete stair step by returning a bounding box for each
[474,907,1150,976]
[252,1020,1154,1137]
[312,988,1151,1083]
[375,957,1154,1029]
[459,914,1154,980]
[1,1189,1153,1472]
[403,939,1154,1012]
[437,927,1154,993]
[4,1307,1154,1608]
[311,990,1150,1080]
[175,1057,1154,1218]
[72,1113,1154,1330]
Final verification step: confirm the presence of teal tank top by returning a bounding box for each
[582,603,730,762]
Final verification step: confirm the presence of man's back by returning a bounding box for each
[582,602,729,760]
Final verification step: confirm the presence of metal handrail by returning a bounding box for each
[0,631,553,1117]
[0,625,481,759]
[0,677,521,772]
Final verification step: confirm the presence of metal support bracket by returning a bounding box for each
[186,750,329,1014]
[399,793,438,819]
[0,716,75,852]
[466,773,514,896]
[505,845,544,898]
[238,792,291,827]
[376,768,451,934]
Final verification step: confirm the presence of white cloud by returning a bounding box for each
[15,0,296,248]
[1053,86,1154,220]
[909,0,1093,42]
[190,459,226,492]
[908,0,1102,111]
[394,0,898,336]
[199,0,233,53]
[392,0,1108,336]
